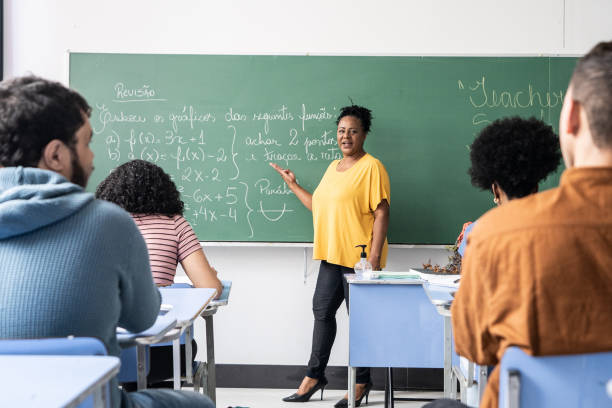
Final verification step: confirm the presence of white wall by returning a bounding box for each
[4,0,612,368]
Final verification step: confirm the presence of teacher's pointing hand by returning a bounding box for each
[269,162,296,186]
[269,162,313,211]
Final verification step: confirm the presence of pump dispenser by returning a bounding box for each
[354,244,374,279]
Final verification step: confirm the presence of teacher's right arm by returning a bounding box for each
[269,162,313,211]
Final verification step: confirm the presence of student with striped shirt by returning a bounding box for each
[96,159,222,388]
[96,159,222,294]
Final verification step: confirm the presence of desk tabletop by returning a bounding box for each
[0,355,119,407]
[117,313,177,346]
[160,287,217,326]
[345,274,423,285]
[423,283,456,317]
[208,280,232,307]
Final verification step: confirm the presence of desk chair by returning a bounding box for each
[451,356,487,406]
[118,345,151,384]
[0,337,112,408]
[167,280,232,404]
[499,347,612,408]
[150,282,204,391]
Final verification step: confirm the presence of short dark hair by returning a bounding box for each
[0,76,91,167]
[468,116,561,199]
[336,105,372,133]
[95,159,184,216]
[570,40,612,148]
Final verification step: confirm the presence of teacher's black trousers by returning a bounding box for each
[306,260,371,384]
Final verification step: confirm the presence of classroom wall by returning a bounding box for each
[4,0,612,372]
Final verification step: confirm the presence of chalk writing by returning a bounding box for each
[459,76,565,129]
[96,98,348,238]
[113,83,166,103]
[299,104,334,131]
[252,105,294,134]
[94,104,147,133]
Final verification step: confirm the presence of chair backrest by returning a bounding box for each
[0,337,107,356]
[499,346,612,408]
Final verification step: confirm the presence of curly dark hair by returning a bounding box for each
[0,76,91,167]
[336,105,372,133]
[468,116,561,199]
[95,160,184,216]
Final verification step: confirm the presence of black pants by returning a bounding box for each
[306,261,370,384]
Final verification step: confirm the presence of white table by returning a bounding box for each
[423,283,487,406]
[159,287,217,389]
[423,283,456,399]
[117,313,178,390]
[0,355,119,408]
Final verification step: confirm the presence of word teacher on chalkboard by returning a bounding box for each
[273,105,389,406]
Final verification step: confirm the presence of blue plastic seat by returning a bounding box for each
[0,337,112,408]
[499,346,612,408]
[0,337,107,356]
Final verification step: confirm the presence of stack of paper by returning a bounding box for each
[376,271,422,280]
[409,268,460,287]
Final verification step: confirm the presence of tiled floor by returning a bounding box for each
[215,388,444,408]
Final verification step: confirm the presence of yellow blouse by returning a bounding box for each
[311,153,390,268]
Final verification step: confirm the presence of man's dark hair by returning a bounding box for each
[95,159,184,216]
[0,76,91,167]
[468,116,561,199]
[336,105,373,133]
[570,40,612,148]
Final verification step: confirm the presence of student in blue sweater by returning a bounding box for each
[0,76,213,408]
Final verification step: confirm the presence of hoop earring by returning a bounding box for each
[493,197,500,205]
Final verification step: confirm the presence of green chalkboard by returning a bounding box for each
[69,53,576,243]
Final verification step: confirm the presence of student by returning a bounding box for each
[95,159,222,295]
[456,116,561,257]
[95,159,222,388]
[0,76,214,408]
[448,41,612,408]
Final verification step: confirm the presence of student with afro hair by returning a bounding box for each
[457,116,561,257]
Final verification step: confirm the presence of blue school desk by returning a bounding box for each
[196,281,232,403]
[422,283,456,399]
[159,287,217,390]
[0,355,119,407]
[423,282,487,406]
[347,276,445,408]
[117,313,178,389]
[164,280,232,403]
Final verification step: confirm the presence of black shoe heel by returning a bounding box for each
[334,382,373,408]
[282,378,328,403]
[356,382,372,407]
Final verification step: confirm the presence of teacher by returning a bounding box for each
[271,105,390,407]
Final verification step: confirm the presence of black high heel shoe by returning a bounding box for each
[334,382,373,408]
[282,377,328,402]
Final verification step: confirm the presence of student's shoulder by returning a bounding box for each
[84,199,139,230]
[472,187,561,242]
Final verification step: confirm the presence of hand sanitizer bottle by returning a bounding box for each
[354,244,373,279]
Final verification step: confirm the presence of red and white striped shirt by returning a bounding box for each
[130,214,201,286]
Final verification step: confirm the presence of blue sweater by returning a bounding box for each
[0,167,161,407]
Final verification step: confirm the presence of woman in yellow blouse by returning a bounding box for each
[271,105,390,408]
